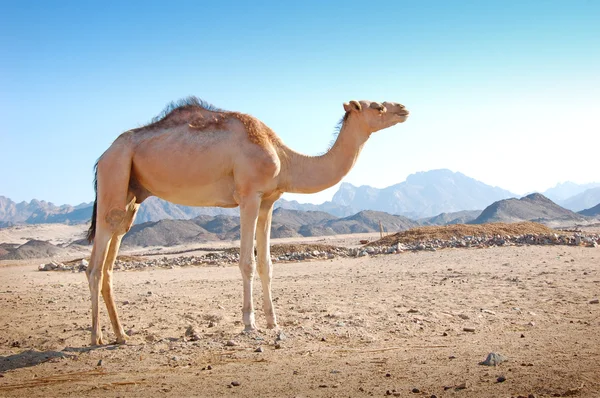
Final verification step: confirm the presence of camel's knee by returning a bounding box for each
[105,208,127,230]
[239,259,256,279]
[101,277,113,295]
[256,260,272,279]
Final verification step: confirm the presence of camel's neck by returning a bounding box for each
[280,115,369,194]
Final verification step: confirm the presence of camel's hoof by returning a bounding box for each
[91,337,105,346]
[115,336,127,345]
[266,323,279,330]
[243,325,258,334]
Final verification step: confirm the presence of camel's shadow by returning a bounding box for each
[0,345,119,372]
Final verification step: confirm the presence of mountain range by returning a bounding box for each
[78,193,591,249]
[2,169,600,228]
[1,190,598,256]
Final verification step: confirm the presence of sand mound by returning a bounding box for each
[369,222,557,247]
[0,239,66,260]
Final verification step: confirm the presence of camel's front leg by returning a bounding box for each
[238,194,261,332]
[256,199,278,329]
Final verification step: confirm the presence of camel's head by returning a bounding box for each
[343,100,409,133]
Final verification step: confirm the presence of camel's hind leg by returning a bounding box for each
[86,140,135,345]
[101,196,139,344]
[86,228,112,345]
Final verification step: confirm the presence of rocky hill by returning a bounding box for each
[559,187,600,212]
[419,210,482,226]
[118,209,417,247]
[0,196,92,225]
[579,203,600,217]
[543,181,600,203]
[0,239,66,260]
[330,169,516,218]
[473,193,586,224]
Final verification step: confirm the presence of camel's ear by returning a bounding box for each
[343,100,362,112]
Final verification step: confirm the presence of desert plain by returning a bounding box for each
[1,224,599,397]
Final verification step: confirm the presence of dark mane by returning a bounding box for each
[142,96,223,129]
[333,112,350,136]
[324,111,350,153]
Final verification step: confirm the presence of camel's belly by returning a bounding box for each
[131,155,238,208]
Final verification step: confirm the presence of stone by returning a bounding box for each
[589,299,599,304]
[479,352,507,366]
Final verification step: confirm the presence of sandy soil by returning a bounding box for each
[1,240,599,397]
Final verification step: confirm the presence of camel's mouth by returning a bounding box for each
[396,111,410,117]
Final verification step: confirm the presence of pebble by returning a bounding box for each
[254,347,263,353]
[590,299,599,304]
[412,388,420,393]
[96,360,102,366]
[497,375,506,383]
[463,327,476,333]
[231,381,240,387]
[479,352,507,366]
[276,331,286,341]
[225,340,237,347]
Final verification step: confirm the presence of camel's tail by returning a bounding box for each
[86,161,98,243]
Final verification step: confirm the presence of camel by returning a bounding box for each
[85,97,409,345]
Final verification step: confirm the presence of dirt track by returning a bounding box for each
[1,245,599,397]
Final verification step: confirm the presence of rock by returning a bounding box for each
[412,388,420,393]
[276,331,286,341]
[126,329,137,336]
[458,313,470,320]
[225,340,237,347]
[231,381,241,387]
[463,327,475,332]
[479,352,507,366]
[145,334,156,342]
[454,382,467,390]
[590,299,599,304]
[185,325,200,341]
[97,360,102,366]
[254,347,263,353]
[497,375,506,383]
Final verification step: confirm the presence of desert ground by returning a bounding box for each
[1,226,599,397]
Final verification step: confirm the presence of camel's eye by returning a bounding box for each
[370,102,385,112]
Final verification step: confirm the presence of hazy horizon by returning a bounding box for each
[2,1,599,206]
[2,168,598,208]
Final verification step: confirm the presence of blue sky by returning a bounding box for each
[1,1,599,206]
